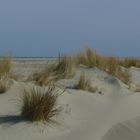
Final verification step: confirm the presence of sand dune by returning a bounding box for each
[102,116,140,140]
[0,61,140,140]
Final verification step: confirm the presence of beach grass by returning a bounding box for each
[74,72,97,93]
[35,56,74,86]
[21,84,61,122]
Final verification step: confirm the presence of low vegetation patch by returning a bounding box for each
[75,72,97,93]
[21,84,61,122]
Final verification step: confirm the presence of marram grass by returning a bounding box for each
[75,72,97,93]
[34,56,74,86]
[21,84,61,122]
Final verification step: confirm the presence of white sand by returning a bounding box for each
[0,61,140,140]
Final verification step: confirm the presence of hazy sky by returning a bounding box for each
[0,0,140,57]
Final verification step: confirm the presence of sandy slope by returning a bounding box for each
[0,63,140,140]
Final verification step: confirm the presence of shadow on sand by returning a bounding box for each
[0,115,26,125]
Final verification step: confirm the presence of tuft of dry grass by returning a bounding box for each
[74,48,97,67]
[74,51,88,66]
[53,56,74,79]
[0,57,11,77]
[85,48,97,67]
[105,57,118,75]
[75,72,97,93]
[35,56,74,86]
[0,75,10,94]
[21,84,61,122]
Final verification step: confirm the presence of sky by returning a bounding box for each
[0,0,140,57]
